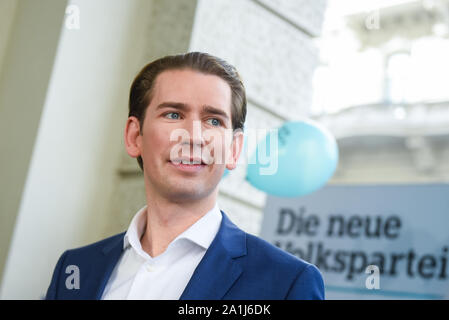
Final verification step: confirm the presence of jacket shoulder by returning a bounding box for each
[45,231,126,299]
[245,232,312,271]
[244,233,324,299]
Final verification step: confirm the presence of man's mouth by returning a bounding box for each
[168,157,208,172]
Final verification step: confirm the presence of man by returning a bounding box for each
[45,52,324,300]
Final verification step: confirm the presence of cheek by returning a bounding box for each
[207,135,230,164]
[143,128,170,158]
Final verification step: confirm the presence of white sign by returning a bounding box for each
[260,184,449,299]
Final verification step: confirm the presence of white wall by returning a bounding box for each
[0,0,152,299]
[189,0,328,234]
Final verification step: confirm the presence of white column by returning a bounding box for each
[0,0,152,299]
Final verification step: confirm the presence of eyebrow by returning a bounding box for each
[155,102,230,121]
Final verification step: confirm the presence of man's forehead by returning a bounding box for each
[151,69,232,114]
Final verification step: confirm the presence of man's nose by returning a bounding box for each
[181,119,205,150]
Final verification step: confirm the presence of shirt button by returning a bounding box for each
[146,265,156,272]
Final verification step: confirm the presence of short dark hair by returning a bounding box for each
[128,52,247,171]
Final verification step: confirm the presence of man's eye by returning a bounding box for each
[165,112,180,120]
[207,118,222,127]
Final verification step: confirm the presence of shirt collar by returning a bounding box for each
[123,203,223,255]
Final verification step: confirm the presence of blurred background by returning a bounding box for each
[0,0,447,299]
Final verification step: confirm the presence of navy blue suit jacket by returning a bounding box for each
[45,210,324,299]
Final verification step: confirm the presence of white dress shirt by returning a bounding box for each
[101,203,222,300]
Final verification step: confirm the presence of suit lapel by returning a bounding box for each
[84,232,125,300]
[180,210,247,300]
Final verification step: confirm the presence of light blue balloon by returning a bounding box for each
[245,120,338,197]
[222,168,230,178]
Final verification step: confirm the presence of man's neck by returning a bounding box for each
[140,191,218,258]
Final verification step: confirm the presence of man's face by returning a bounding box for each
[133,69,241,202]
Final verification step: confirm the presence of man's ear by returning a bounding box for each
[124,116,142,158]
[225,129,244,171]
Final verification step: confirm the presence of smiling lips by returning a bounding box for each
[169,157,208,173]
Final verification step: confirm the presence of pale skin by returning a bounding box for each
[124,68,244,258]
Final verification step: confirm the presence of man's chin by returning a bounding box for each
[165,190,207,202]
[165,178,221,201]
